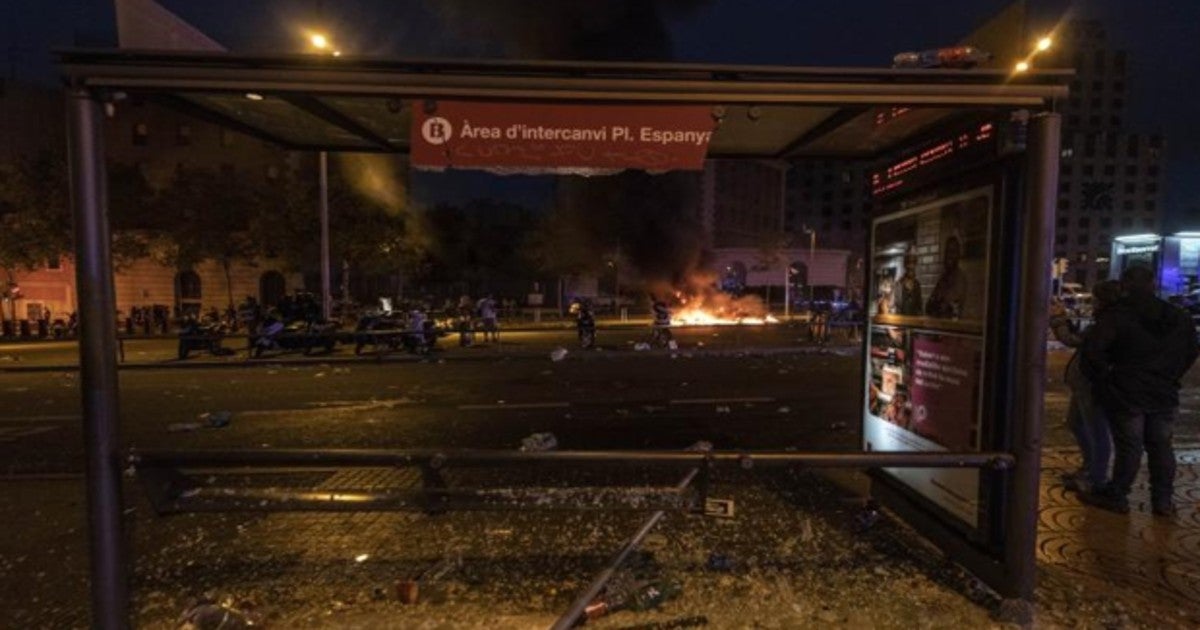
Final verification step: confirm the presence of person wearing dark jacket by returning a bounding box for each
[1079,266,1200,516]
[1049,280,1121,493]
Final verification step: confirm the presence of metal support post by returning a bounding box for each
[1000,112,1060,622]
[67,88,128,629]
[319,150,332,321]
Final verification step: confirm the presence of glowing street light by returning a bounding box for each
[310,33,329,50]
[1036,36,1053,52]
[1014,61,1030,73]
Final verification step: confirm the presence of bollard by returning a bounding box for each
[37,319,49,338]
[19,319,31,338]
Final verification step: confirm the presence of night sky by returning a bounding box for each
[3,0,1198,222]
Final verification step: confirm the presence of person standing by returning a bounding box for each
[1080,266,1199,516]
[1049,280,1120,493]
[478,294,499,343]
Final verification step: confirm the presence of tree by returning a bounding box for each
[249,164,433,305]
[153,166,260,308]
[0,152,72,323]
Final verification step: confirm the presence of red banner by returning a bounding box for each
[410,101,716,172]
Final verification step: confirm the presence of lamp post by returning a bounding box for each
[308,29,339,320]
[319,151,331,321]
[803,225,817,304]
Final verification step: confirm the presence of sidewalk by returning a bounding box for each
[3,447,1197,628]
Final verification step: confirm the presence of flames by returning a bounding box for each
[669,289,779,327]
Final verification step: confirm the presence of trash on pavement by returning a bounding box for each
[200,411,233,428]
[585,576,683,621]
[633,342,651,351]
[706,552,736,572]
[396,554,463,605]
[177,599,258,629]
[520,432,558,452]
[550,347,569,362]
[800,517,815,543]
[854,500,882,532]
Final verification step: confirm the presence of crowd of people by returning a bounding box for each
[1050,265,1199,517]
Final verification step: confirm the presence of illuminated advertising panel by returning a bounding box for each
[864,186,992,527]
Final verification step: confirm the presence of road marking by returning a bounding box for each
[457,402,571,411]
[669,397,774,405]
[0,426,58,443]
[0,414,79,423]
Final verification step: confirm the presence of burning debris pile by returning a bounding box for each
[666,272,779,327]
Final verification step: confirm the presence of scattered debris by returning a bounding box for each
[396,554,463,605]
[168,411,232,432]
[829,421,848,430]
[633,342,651,351]
[706,552,736,572]
[800,517,815,543]
[777,406,791,414]
[668,340,679,350]
[200,411,232,428]
[854,500,882,532]
[520,432,558,452]
[715,406,731,414]
[354,553,370,563]
[313,372,327,378]
[586,575,683,621]
[177,599,258,630]
[550,347,569,362]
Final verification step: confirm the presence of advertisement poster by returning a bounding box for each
[869,187,991,332]
[862,185,992,528]
[909,333,981,451]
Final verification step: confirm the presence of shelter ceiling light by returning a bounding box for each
[1036,36,1053,51]
[245,92,264,100]
[1014,61,1030,73]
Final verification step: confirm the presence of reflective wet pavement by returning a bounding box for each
[1038,446,1200,613]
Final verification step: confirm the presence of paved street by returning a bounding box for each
[0,332,1198,627]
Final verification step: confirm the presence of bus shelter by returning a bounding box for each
[58,50,1067,628]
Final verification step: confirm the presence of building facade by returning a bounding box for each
[783,159,874,259]
[698,159,786,248]
[4,256,302,325]
[1045,20,1167,286]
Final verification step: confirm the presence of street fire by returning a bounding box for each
[670,290,779,326]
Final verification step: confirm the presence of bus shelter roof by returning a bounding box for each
[58,50,1069,160]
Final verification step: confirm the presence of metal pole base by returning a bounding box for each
[995,598,1034,626]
